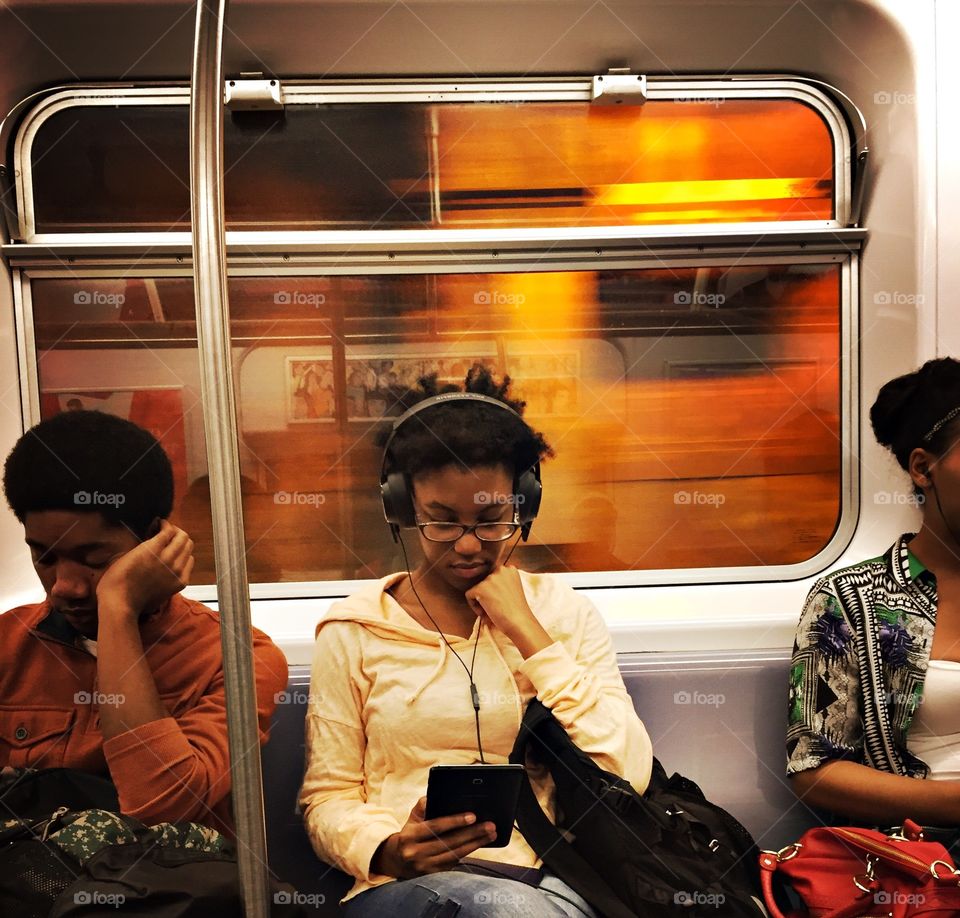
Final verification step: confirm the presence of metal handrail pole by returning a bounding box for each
[190,2,271,916]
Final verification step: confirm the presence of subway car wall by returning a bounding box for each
[0,0,949,655]
[0,2,953,867]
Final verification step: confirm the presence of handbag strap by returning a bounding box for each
[759,850,876,918]
[758,851,790,918]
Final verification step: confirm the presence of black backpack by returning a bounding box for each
[0,767,119,816]
[509,700,765,918]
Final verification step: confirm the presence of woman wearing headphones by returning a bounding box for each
[788,358,960,838]
[299,365,652,917]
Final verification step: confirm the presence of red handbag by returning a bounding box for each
[759,821,960,917]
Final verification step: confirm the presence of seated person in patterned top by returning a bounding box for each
[787,357,960,836]
[0,409,288,833]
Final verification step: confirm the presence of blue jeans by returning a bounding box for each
[341,870,598,918]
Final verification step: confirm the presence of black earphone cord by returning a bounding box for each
[393,537,595,910]
[396,532,523,765]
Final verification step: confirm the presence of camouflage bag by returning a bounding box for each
[0,807,232,916]
[0,768,119,918]
[0,806,308,917]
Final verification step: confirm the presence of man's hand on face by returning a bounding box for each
[95,520,195,622]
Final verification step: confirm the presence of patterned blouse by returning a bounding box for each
[787,534,940,778]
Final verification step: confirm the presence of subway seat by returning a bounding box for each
[261,650,816,914]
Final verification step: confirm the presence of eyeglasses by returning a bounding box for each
[415,517,522,542]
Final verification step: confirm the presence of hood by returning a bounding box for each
[316,572,512,707]
[315,572,455,645]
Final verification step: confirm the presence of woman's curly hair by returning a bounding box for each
[379,363,554,479]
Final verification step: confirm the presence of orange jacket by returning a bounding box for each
[0,594,288,834]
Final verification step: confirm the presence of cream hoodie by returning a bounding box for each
[299,570,653,903]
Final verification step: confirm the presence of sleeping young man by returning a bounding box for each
[0,409,287,833]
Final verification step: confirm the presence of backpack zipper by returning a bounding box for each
[40,806,70,841]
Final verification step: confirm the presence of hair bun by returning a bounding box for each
[870,357,960,469]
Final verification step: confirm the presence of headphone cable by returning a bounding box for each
[397,533,486,763]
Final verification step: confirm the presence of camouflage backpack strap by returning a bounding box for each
[46,809,141,864]
[143,821,230,855]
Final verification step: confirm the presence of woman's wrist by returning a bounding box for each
[371,833,400,877]
[510,621,554,659]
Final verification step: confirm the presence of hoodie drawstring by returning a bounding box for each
[406,638,449,705]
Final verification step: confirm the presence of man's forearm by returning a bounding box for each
[95,604,168,740]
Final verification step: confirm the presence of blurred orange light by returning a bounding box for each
[594,177,826,208]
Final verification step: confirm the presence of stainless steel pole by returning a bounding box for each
[190,3,271,916]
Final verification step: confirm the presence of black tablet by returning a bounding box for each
[425,764,526,849]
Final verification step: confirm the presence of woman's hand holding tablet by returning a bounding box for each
[425,764,526,849]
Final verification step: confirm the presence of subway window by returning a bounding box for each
[10,77,859,590]
[23,96,835,234]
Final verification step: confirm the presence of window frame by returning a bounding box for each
[12,247,859,601]
[4,75,865,598]
[13,77,854,244]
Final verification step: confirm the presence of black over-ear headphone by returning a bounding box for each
[379,392,542,542]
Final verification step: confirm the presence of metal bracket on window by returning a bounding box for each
[850,148,869,228]
[224,73,283,111]
[591,69,647,105]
